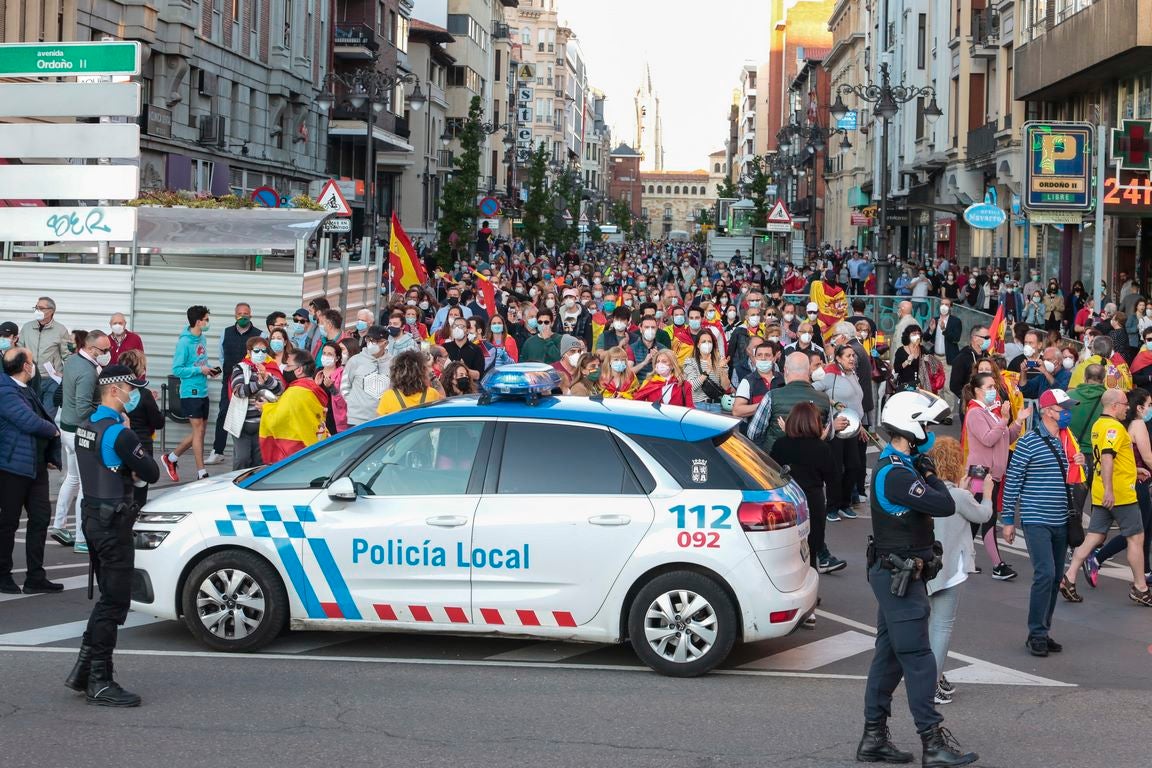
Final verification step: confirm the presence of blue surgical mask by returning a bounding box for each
[270,339,285,353]
[527,318,539,331]
[610,359,628,373]
[983,389,997,406]
[290,322,304,335]
[355,320,368,333]
[1057,409,1073,429]
[981,337,992,351]
[124,388,141,413]
[1143,408,1152,423]
[490,324,504,334]
[0,338,11,352]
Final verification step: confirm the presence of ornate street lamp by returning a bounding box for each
[830,62,941,282]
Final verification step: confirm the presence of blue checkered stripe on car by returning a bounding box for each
[214,504,361,621]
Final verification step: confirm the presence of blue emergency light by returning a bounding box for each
[479,363,561,405]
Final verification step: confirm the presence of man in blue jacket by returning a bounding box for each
[162,306,217,483]
[0,347,62,594]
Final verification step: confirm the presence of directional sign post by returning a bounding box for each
[0,41,141,77]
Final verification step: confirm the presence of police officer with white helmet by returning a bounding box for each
[856,390,979,767]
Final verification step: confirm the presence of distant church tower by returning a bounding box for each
[634,64,664,171]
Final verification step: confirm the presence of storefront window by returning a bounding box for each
[1137,73,1152,118]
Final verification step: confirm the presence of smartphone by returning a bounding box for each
[210,366,222,376]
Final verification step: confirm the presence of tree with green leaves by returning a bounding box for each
[716,176,738,200]
[435,95,484,266]
[521,142,551,252]
[546,166,581,253]
[744,156,773,230]
[586,217,603,248]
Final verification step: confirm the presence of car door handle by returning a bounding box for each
[588,514,631,526]
[425,515,469,528]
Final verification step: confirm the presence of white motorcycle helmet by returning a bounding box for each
[720,394,735,413]
[880,390,950,447]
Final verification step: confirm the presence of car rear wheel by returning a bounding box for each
[181,550,287,652]
[628,571,737,677]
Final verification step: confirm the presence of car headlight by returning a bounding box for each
[133,531,171,550]
[136,511,189,524]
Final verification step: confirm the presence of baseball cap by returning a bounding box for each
[293,308,310,320]
[363,325,387,341]
[97,364,147,388]
[1038,389,1078,410]
[806,302,819,313]
[0,321,18,337]
[563,287,579,298]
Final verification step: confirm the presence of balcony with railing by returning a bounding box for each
[438,149,454,169]
[333,23,378,59]
[966,121,998,165]
[492,22,511,39]
[1016,0,1152,100]
[970,8,999,58]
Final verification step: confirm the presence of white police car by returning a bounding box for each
[131,364,818,677]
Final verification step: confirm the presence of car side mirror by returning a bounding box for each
[327,476,357,501]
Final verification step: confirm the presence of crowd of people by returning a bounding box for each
[2,242,1150,719]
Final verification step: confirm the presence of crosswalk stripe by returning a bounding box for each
[11,563,89,574]
[486,642,604,663]
[0,612,165,645]
[739,630,875,671]
[0,575,88,603]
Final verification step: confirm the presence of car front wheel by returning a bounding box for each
[628,571,737,677]
[181,550,287,652]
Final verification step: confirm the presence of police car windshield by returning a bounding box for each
[241,430,379,491]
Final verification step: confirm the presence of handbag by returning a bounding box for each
[223,364,250,439]
[1036,429,1085,548]
[700,375,726,401]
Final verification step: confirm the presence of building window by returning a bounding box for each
[713,162,720,172]
[396,14,409,54]
[495,50,502,82]
[656,185,663,194]
[387,10,396,43]
[673,185,680,194]
[917,14,926,69]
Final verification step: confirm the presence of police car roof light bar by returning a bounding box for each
[479,363,561,406]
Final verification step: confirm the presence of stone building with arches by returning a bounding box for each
[638,170,716,237]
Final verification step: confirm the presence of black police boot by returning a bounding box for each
[920,725,978,768]
[64,644,92,692]
[856,719,914,763]
[85,659,142,707]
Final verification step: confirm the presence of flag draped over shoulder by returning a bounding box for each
[259,379,330,464]
[472,270,496,315]
[987,304,1006,354]
[389,212,427,290]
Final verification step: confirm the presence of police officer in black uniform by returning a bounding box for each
[65,365,159,707]
[856,391,979,767]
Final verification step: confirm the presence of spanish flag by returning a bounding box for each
[259,379,331,464]
[472,270,496,315]
[987,304,1006,355]
[389,212,427,290]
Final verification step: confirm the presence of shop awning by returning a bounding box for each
[847,186,870,208]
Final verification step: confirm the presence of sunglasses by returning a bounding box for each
[252,348,268,354]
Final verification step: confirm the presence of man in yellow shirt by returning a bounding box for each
[1062,388,1152,606]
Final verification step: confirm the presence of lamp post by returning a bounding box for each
[778,122,828,250]
[317,65,425,261]
[830,62,941,290]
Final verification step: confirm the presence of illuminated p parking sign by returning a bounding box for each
[1023,121,1094,212]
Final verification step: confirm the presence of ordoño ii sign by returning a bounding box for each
[0,41,141,78]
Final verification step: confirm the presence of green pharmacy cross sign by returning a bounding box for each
[1111,119,1152,172]
[0,41,141,78]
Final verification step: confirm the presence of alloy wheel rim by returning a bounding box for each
[196,568,266,639]
[642,588,717,663]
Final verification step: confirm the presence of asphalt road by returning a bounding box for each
[2,445,1151,767]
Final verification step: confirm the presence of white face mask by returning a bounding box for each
[545,299,556,308]
[858,330,869,339]
[452,327,466,340]
[699,342,714,355]
[799,332,812,344]
[654,362,672,377]
[1062,356,1075,370]
[747,315,761,327]
[1043,360,1056,373]
[1023,344,1036,357]
[939,305,950,315]
[321,355,336,368]
[564,297,576,307]
[909,334,921,345]
[783,313,794,323]
[95,352,111,367]
[365,343,381,356]
[642,328,657,342]
[811,367,826,381]
[613,320,628,332]
[567,352,582,367]
[110,323,125,335]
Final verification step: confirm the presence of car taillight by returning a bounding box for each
[738,500,797,531]
[769,609,798,624]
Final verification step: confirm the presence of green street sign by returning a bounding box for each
[0,41,141,77]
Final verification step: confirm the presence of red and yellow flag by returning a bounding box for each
[472,270,496,315]
[389,212,428,290]
[987,304,1006,355]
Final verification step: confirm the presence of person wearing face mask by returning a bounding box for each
[786,321,827,363]
[482,314,519,370]
[266,328,294,367]
[552,336,587,392]
[50,330,112,552]
[21,296,72,419]
[66,364,160,707]
[163,307,217,485]
[666,305,697,366]
[0,322,18,356]
[116,350,165,507]
[439,361,476,397]
[443,317,485,379]
[632,350,694,408]
[288,308,317,353]
[682,330,731,412]
[926,299,962,365]
[351,308,375,345]
[224,337,285,471]
[430,286,474,333]
[557,288,594,351]
[209,302,262,468]
[567,353,603,397]
[520,309,564,364]
[341,326,392,426]
[0,347,63,596]
[600,346,638,398]
[629,315,669,381]
[727,305,765,375]
[815,342,868,522]
[948,325,991,400]
[893,324,926,390]
[313,342,347,435]
[106,312,143,365]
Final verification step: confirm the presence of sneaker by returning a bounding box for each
[937,675,955,694]
[934,683,953,705]
[0,575,20,594]
[1146,571,1152,586]
[852,494,867,505]
[801,614,817,629]
[1059,575,1083,603]
[1082,551,1100,588]
[1026,636,1049,657]
[839,506,858,520]
[817,552,847,574]
[22,578,64,594]
[991,562,1018,581]
[74,542,89,554]
[1129,586,1152,607]
[1045,637,1063,653]
[196,470,209,480]
[972,565,983,575]
[826,509,840,522]
[48,527,74,546]
[204,451,225,466]
[161,453,179,482]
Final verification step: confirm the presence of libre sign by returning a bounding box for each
[1022,121,1094,212]
[0,41,141,77]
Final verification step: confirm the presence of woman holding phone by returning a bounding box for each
[963,371,1031,581]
